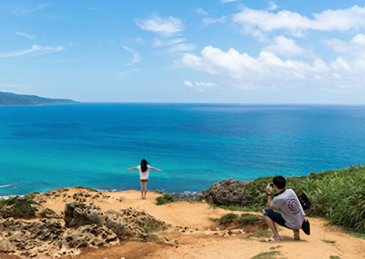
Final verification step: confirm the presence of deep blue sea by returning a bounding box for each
[1,103,365,196]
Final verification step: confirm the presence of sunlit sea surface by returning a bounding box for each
[1,103,364,196]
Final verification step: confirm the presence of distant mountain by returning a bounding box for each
[0,92,79,106]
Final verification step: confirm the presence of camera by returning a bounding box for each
[269,183,274,187]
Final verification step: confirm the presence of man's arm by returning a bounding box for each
[266,183,275,211]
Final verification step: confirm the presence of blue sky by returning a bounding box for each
[1,0,365,104]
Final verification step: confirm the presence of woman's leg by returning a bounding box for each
[144,182,148,198]
[140,181,144,199]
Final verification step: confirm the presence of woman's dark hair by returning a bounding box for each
[273,176,286,189]
[141,159,148,173]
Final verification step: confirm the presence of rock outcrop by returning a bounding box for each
[201,178,252,207]
[63,202,170,242]
[0,202,176,258]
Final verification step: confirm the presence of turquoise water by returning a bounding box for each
[0,104,365,196]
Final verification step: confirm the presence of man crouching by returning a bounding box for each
[263,176,305,242]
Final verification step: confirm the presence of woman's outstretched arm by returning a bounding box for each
[150,167,162,173]
[126,167,138,172]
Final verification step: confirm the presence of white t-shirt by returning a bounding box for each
[271,189,306,229]
[137,165,150,180]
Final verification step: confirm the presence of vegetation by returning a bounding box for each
[240,213,267,228]
[251,251,281,259]
[245,230,272,239]
[219,213,238,225]
[156,194,175,205]
[329,256,341,259]
[270,245,281,250]
[0,196,41,218]
[322,239,336,244]
[349,232,365,239]
[40,208,56,219]
[141,222,160,233]
[239,163,365,233]
[0,91,79,106]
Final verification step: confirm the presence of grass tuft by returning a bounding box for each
[322,239,336,244]
[219,213,238,225]
[245,230,272,239]
[156,194,175,205]
[251,251,281,259]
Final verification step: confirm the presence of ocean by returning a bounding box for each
[0,103,364,196]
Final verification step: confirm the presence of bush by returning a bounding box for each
[141,222,160,233]
[0,196,40,218]
[219,213,238,225]
[156,194,175,205]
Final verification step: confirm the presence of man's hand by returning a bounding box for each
[266,183,272,194]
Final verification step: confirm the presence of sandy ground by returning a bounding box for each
[5,188,365,259]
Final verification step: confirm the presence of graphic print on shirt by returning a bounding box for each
[288,199,300,212]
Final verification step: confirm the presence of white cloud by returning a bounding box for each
[184,81,193,87]
[16,32,34,39]
[153,38,186,47]
[268,1,278,11]
[122,46,142,66]
[22,3,49,14]
[195,82,216,87]
[88,7,97,11]
[202,16,227,27]
[220,0,239,3]
[324,34,365,57]
[263,36,306,56]
[179,45,365,90]
[166,43,196,54]
[135,14,184,37]
[196,8,208,16]
[0,45,63,58]
[233,5,365,37]
[135,37,144,44]
[184,81,216,92]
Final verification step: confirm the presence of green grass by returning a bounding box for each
[245,230,272,239]
[0,196,41,218]
[322,239,336,244]
[40,208,56,219]
[270,245,281,250]
[242,163,365,233]
[251,251,281,259]
[151,190,164,194]
[156,194,175,205]
[210,204,263,212]
[219,213,238,225]
[141,222,160,233]
[349,232,365,239]
[329,256,341,259]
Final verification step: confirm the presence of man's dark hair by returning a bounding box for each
[273,176,286,189]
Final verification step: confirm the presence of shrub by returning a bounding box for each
[156,194,175,205]
[0,196,40,218]
[251,251,281,259]
[141,222,160,233]
[219,213,238,225]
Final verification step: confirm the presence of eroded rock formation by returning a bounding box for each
[201,178,252,207]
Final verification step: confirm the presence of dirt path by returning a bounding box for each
[23,189,365,258]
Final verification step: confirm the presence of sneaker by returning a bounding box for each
[294,230,300,240]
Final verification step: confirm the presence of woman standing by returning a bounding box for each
[126,159,161,199]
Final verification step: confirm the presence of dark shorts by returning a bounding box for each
[140,179,148,183]
[263,208,289,229]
